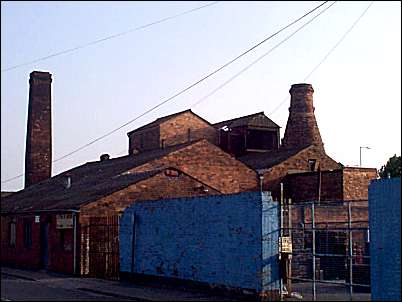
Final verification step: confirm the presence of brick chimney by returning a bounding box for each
[281,83,324,150]
[25,71,52,188]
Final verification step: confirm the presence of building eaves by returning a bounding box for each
[213,111,280,129]
[237,146,308,170]
[1,141,203,214]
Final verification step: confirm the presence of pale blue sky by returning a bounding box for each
[2,1,401,191]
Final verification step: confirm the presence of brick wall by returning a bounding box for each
[128,126,160,154]
[78,170,220,276]
[262,145,340,200]
[79,169,220,221]
[369,177,401,301]
[130,140,259,194]
[159,111,217,148]
[343,167,377,200]
[128,112,218,154]
[25,71,52,187]
[285,170,343,202]
[120,191,280,294]
[1,213,74,274]
[284,167,377,202]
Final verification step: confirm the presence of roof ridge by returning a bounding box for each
[213,111,265,126]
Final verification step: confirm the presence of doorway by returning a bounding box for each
[40,222,49,269]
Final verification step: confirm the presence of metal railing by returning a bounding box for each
[280,199,370,301]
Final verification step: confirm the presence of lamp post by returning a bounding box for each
[359,146,371,167]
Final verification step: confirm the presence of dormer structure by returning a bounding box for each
[213,112,280,156]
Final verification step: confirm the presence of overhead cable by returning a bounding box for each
[1,1,220,72]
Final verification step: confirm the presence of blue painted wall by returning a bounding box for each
[120,191,279,293]
[369,177,401,301]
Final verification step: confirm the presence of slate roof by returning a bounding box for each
[213,111,280,129]
[126,109,213,135]
[237,147,306,170]
[1,141,199,213]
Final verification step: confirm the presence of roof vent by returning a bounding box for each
[100,154,110,161]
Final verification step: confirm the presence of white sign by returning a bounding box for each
[35,216,40,223]
[56,214,73,229]
[279,236,292,253]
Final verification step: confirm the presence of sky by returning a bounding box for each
[1,1,401,192]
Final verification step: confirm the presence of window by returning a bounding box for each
[140,134,144,149]
[247,129,277,150]
[161,139,165,149]
[9,220,16,247]
[23,222,32,248]
[308,159,317,171]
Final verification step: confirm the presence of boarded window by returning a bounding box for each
[23,222,32,248]
[9,220,16,247]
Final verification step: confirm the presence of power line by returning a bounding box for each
[1,1,220,72]
[191,1,337,109]
[2,1,329,184]
[268,1,374,117]
[51,1,329,161]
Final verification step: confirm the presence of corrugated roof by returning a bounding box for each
[1,141,199,213]
[213,112,280,129]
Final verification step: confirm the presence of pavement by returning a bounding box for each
[1,266,239,301]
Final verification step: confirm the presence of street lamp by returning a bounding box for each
[359,146,371,167]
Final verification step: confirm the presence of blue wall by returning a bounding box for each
[369,177,401,301]
[120,191,279,293]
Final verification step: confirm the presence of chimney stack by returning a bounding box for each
[281,83,324,150]
[25,71,52,188]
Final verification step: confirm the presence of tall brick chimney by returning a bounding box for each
[281,83,324,150]
[25,71,52,188]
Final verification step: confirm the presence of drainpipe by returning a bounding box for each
[259,174,264,193]
[317,170,322,204]
[73,212,77,275]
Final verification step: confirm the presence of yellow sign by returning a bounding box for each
[279,236,292,253]
[56,214,73,229]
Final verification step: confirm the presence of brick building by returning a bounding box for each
[1,71,377,282]
[1,139,258,276]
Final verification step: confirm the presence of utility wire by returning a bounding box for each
[1,1,220,72]
[268,1,374,117]
[191,1,336,109]
[51,1,329,163]
[2,1,329,184]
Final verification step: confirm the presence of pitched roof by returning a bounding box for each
[126,109,213,135]
[1,141,200,213]
[237,147,306,170]
[213,111,280,129]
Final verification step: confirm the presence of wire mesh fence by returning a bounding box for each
[280,199,371,301]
